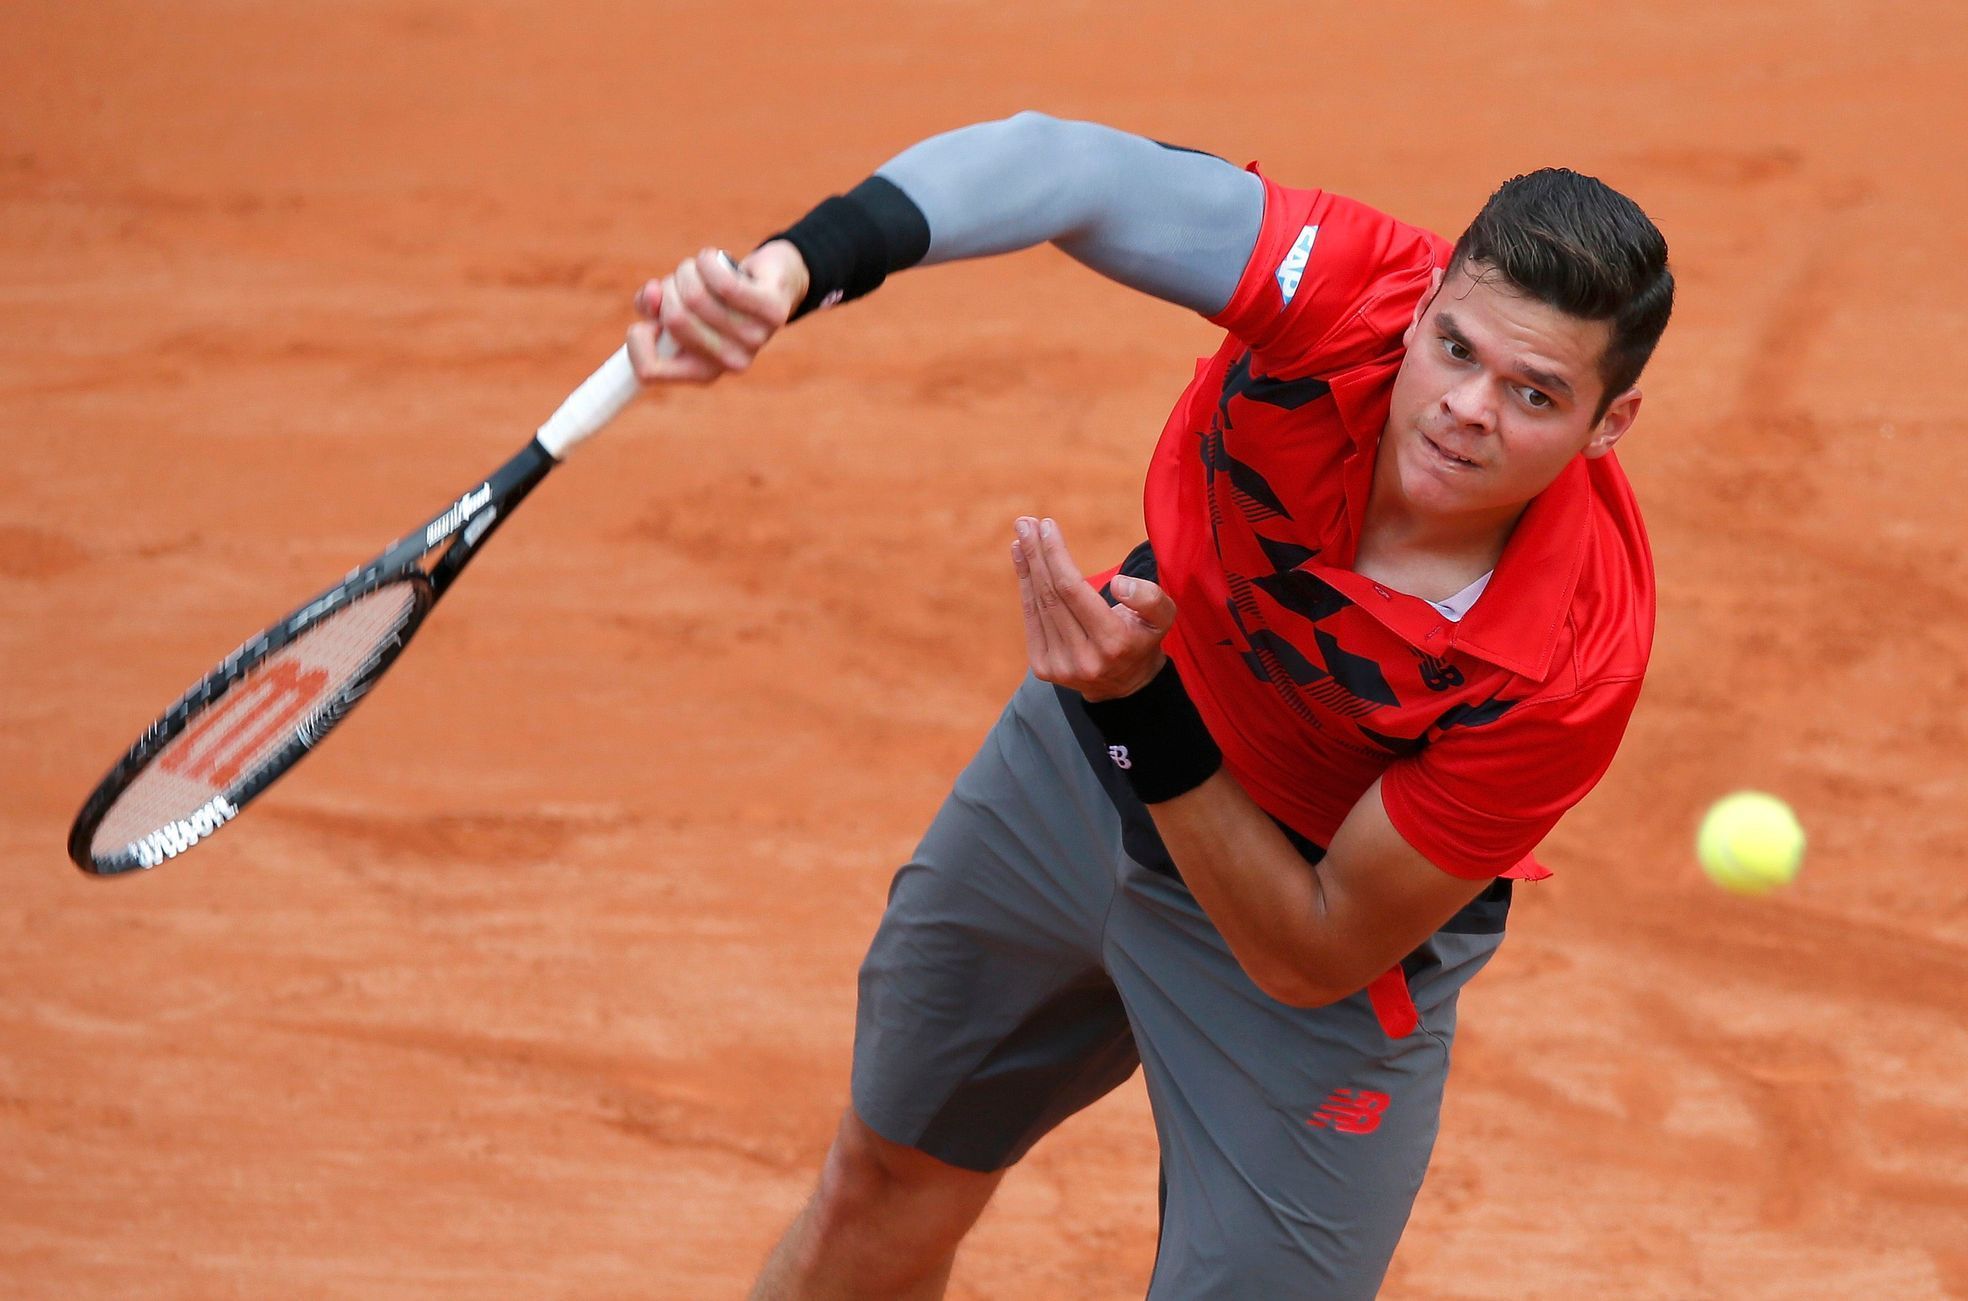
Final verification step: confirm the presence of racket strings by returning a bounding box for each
[91,582,421,865]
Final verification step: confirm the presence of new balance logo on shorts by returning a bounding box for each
[1107,745,1132,770]
[1307,1088,1389,1134]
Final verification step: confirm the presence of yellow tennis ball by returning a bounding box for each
[1697,791,1805,894]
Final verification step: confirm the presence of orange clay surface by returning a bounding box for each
[4,3,1966,1296]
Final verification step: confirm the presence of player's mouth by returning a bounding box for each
[1422,433,1481,470]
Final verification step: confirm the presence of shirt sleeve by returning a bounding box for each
[1208,170,1448,378]
[877,112,1264,315]
[1379,675,1645,879]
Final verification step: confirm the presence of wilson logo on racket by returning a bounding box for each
[159,660,332,786]
[129,793,240,869]
[426,482,492,547]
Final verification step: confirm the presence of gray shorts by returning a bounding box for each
[853,673,1509,1299]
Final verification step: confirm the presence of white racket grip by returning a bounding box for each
[534,334,676,460]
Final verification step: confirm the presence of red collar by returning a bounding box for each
[1449,456,1591,680]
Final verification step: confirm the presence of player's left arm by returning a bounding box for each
[1146,773,1488,1008]
[1014,514,1492,1005]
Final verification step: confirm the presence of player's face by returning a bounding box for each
[1384,261,1640,524]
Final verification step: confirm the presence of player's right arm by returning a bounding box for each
[629,112,1265,382]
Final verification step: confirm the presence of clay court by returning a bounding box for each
[5,2,1965,1296]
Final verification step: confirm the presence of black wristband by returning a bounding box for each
[767,175,931,322]
[1080,658,1224,804]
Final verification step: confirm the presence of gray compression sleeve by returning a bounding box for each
[874,112,1264,318]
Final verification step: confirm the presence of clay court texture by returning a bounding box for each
[5,2,1965,1296]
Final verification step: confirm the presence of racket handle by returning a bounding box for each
[535,335,676,460]
[536,255,735,458]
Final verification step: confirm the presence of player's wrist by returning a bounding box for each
[1080,657,1223,804]
[749,240,812,316]
[765,176,930,322]
[1078,650,1168,703]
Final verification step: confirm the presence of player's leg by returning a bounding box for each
[749,1109,1003,1300]
[751,674,1144,1298]
[1106,847,1509,1299]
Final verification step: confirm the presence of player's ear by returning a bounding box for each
[1584,387,1641,458]
[1402,265,1447,350]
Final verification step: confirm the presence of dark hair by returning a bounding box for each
[1448,168,1673,418]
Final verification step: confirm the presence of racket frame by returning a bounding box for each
[67,438,557,875]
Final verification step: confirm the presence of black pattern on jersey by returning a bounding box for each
[1200,349,1404,730]
[1224,585,1395,721]
[1305,681,1380,719]
[1200,426,1292,524]
[1433,693,1518,731]
[1312,628,1399,708]
[1224,576,1323,729]
[1237,627,1323,685]
[1252,568,1350,622]
[1220,350,1333,412]
[1199,352,1331,527]
[1255,533,1320,571]
[1357,724,1428,757]
[1358,691,1522,756]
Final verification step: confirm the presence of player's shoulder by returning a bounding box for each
[1263,179,1443,276]
[1232,172,1449,372]
[1254,170,1445,254]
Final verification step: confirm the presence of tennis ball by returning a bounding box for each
[1697,791,1805,895]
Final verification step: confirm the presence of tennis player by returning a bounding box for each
[629,112,1672,1299]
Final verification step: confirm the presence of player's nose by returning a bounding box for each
[1440,374,1496,431]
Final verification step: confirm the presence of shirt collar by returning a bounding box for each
[1448,455,1592,681]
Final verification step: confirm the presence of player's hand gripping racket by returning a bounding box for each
[67,343,653,875]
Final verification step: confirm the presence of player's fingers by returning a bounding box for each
[687,249,778,350]
[738,240,811,322]
[1015,516,1090,645]
[1011,536,1052,666]
[1034,517,1113,638]
[701,248,793,330]
[663,255,760,372]
[633,277,664,320]
[626,318,720,384]
[1020,518,1102,687]
[1014,519,1067,675]
[1109,574,1178,635]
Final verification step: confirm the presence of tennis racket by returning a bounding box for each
[67,343,652,876]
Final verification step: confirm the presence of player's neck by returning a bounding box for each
[1355,455,1524,602]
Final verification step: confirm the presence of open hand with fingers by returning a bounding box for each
[1012,516,1176,702]
[626,240,810,385]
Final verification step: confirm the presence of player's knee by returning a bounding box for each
[804,1110,997,1252]
[814,1112,943,1219]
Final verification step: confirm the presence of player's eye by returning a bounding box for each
[1518,386,1553,409]
[1439,336,1472,362]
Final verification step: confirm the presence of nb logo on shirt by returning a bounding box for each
[1418,655,1464,692]
[1107,745,1132,770]
[1274,224,1320,304]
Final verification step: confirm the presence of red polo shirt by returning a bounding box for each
[1140,170,1654,880]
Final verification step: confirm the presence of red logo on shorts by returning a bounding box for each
[1307,1089,1389,1134]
